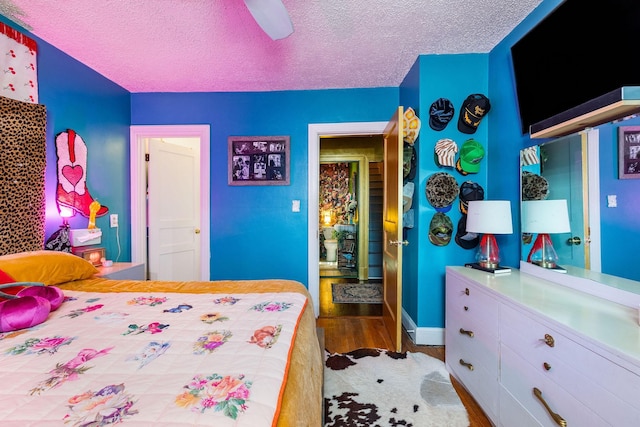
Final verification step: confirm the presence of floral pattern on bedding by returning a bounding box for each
[0,290,307,426]
[5,335,76,356]
[176,373,252,418]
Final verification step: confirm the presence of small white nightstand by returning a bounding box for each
[96,262,145,280]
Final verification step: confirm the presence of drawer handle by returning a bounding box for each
[540,333,555,347]
[533,387,567,427]
[459,359,474,371]
[463,306,469,311]
[464,288,470,295]
[543,362,552,371]
[459,328,474,338]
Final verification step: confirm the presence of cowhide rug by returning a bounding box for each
[324,348,469,427]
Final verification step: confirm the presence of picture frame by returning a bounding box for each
[618,126,640,179]
[228,136,290,186]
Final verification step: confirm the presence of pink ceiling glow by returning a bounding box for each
[1,0,542,93]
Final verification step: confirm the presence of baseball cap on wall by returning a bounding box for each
[425,172,459,213]
[403,143,417,181]
[434,138,458,168]
[403,182,415,213]
[403,107,421,144]
[455,139,485,175]
[455,215,479,249]
[458,94,491,134]
[459,181,484,214]
[429,98,455,131]
[521,171,549,201]
[429,212,453,246]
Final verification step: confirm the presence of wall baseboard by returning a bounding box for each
[402,309,445,346]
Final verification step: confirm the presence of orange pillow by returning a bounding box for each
[0,269,15,285]
[0,251,98,286]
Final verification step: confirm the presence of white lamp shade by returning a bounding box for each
[521,200,571,234]
[466,200,513,234]
[244,0,294,40]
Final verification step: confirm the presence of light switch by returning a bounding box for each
[292,200,301,212]
[607,195,617,208]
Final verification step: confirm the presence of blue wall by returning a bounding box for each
[131,89,399,285]
[399,59,421,323]
[594,117,640,281]
[0,16,132,261]
[413,54,490,327]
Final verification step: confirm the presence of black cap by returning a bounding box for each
[429,98,455,131]
[455,215,479,249]
[458,94,491,134]
[458,181,485,214]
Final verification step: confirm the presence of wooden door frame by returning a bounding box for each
[130,125,211,281]
[307,122,386,317]
[319,154,370,280]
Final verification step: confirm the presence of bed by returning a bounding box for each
[0,251,323,426]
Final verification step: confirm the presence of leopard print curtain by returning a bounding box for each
[0,95,47,255]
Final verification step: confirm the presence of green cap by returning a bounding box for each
[428,212,453,246]
[456,139,485,175]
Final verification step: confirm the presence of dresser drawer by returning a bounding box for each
[446,276,499,333]
[501,303,640,418]
[499,385,542,427]
[446,314,498,374]
[501,344,607,427]
[446,325,499,420]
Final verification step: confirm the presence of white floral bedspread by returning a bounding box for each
[0,290,307,426]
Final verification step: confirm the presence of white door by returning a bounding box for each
[148,139,201,281]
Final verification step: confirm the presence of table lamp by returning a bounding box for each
[465,200,513,273]
[521,199,571,272]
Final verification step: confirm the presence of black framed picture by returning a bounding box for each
[618,126,640,179]
[228,136,290,185]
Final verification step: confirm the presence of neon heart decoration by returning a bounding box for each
[62,165,83,187]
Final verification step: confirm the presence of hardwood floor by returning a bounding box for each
[317,276,492,426]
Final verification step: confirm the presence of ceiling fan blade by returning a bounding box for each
[243,0,293,40]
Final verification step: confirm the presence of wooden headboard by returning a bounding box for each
[0,95,47,255]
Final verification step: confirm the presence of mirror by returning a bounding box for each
[520,132,592,272]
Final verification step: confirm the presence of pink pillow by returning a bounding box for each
[0,296,51,333]
[17,286,65,311]
[0,284,65,332]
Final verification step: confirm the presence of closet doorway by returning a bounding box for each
[130,125,211,281]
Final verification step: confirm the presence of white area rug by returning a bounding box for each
[324,348,469,427]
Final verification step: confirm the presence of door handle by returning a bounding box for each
[195,228,201,234]
[566,236,581,245]
[389,240,409,246]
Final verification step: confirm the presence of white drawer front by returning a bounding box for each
[499,386,542,427]
[501,344,608,427]
[447,315,499,375]
[446,332,499,420]
[446,277,499,333]
[501,303,640,416]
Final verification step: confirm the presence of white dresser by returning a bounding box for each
[445,266,640,427]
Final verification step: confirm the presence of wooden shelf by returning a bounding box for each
[530,87,640,139]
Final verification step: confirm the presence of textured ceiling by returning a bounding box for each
[1,0,542,93]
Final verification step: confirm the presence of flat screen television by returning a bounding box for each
[511,0,640,135]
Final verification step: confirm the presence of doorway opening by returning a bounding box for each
[307,122,386,318]
[318,136,385,317]
[130,125,211,281]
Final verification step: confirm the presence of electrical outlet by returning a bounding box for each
[110,214,118,228]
